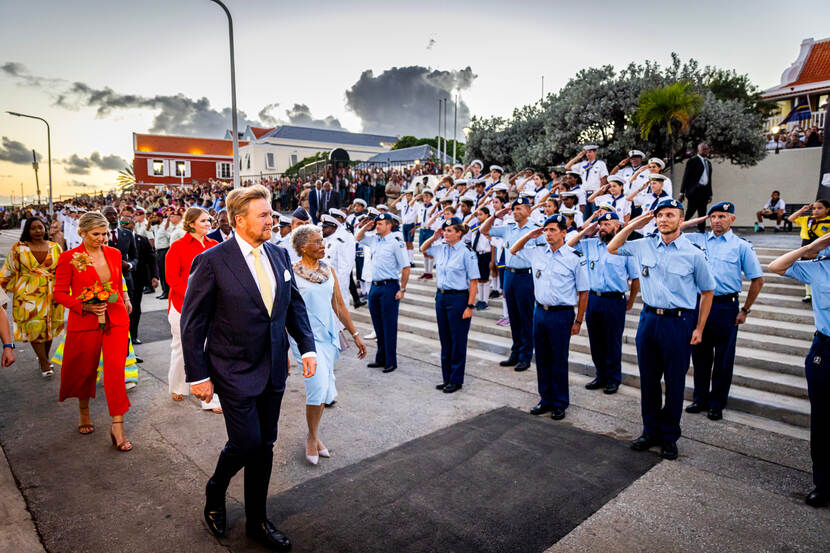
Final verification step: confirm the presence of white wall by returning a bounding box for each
[239,141,388,176]
[672,148,823,226]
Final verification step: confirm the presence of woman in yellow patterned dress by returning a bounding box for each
[0,217,66,376]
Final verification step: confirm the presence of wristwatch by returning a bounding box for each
[3,343,14,349]
[741,307,751,314]
[467,304,475,309]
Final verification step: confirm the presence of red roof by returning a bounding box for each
[134,133,247,157]
[789,39,830,86]
[250,126,273,138]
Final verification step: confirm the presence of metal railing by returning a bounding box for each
[762,111,825,132]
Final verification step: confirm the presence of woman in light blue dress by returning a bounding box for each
[289,224,367,465]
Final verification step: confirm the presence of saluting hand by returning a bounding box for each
[628,212,654,231]
[528,227,544,239]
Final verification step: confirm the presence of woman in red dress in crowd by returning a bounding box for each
[53,212,133,451]
[165,207,222,412]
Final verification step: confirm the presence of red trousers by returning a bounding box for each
[59,322,131,416]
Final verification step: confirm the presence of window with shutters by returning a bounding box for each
[290,153,298,166]
[150,159,166,176]
[265,152,275,169]
[217,162,232,179]
[174,160,188,177]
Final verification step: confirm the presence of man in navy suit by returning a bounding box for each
[181,185,316,551]
[206,209,233,243]
[307,180,324,224]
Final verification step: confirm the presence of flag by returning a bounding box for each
[781,96,812,124]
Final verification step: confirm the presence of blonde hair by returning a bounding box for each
[182,207,208,234]
[226,185,271,228]
[77,212,109,234]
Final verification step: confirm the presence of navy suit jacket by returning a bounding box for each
[206,228,229,243]
[180,238,315,397]
[307,188,322,223]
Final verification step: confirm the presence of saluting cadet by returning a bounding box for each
[588,175,631,225]
[416,189,438,280]
[626,173,670,237]
[769,232,830,508]
[396,188,418,267]
[610,150,647,187]
[356,213,411,373]
[269,214,292,245]
[485,165,505,191]
[568,211,641,394]
[683,202,764,420]
[481,197,541,371]
[469,207,493,310]
[420,218,480,393]
[511,214,589,420]
[564,172,587,212]
[565,145,609,217]
[607,199,715,460]
[322,214,357,307]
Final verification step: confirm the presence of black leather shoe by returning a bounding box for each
[805,488,829,508]
[442,383,462,394]
[630,434,660,451]
[156,293,168,300]
[530,402,554,416]
[685,401,707,414]
[514,361,530,372]
[585,377,604,390]
[353,300,366,308]
[203,502,227,538]
[551,407,566,420]
[603,382,619,394]
[660,442,679,460]
[499,357,519,367]
[135,356,144,364]
[324,400,336,408]
[707,409,723,421]
[132,337,143,345]
[382,365,397,373]
[246,519,292,551]
[367,362,384,368]
[436,383,448,390]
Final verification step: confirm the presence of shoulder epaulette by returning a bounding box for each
[573,249,583,257]
[336,237,344,243]
[689,242,705,253]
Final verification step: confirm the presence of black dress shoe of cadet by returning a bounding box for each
[382,365,397,373]
[436,383,448,390]
[551,407,566,420]
[630,434,660,451]
[442,383,462,394]
[585,377,605,390]
[530,402,554,416]
[707,409,723,421]
[499,357,519,367]
[514,361,531,372]
[684,401,707,413]
[204,503,227,538]
[603,382,619,395]
[805,488,829,508]
[367,362,384,368]
[660,442,679,460]
[246,519,292,552]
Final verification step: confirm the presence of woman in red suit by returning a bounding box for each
[53,211,133,451]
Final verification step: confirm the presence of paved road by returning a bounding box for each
[0,229,827,552]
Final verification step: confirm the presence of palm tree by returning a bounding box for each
[116,163,135,192]
[635,82,703,181]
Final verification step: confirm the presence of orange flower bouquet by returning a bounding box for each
[79,282,118,329]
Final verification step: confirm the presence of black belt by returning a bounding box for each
[536,302,574,312]
[644,305,692,317]
[372,279,398,286]
[507,268,531,274]
[816,331,830,343]
[713,293,739,304]
[590,290,625,299]
[437,288,467,295]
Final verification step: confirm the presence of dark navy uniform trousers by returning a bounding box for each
[503,270,534,363]
[635,309,695,443]
[806,331,830,493]
[534,306,575,409]
[691,296,739,410]
[435,291,472,385]
[585,293,626,385]
[368,280,400,367]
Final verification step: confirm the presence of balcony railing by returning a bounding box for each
[763,111,826,132]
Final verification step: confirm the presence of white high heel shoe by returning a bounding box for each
[305,453,319,465]
[318,448,330,458]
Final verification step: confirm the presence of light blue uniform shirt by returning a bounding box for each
[574,237,639,293]
[489,221,543,269]
[685,230,764,296]
[616,234,715,310]
[359,233,410,281]
[425,240,481,290]
[516,244,590,306]
[785,257,830,336]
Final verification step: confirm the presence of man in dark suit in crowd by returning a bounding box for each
[182,185,316,551]
[679,143,713,233]
[307,180,324,224]
[102,206,138,293]
[207,209,233,243]
[319,180,340,215]
[123,216,158,344]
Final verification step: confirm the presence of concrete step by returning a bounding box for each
[350,313,811,427]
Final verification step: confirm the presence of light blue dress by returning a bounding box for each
[290,264,340,405]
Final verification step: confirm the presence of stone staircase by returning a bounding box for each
[349,247,816,428]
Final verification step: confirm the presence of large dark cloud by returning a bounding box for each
[285,104,344,130]
[257,103,280,126]
[345,66,477,136]
[62,152,128,175]
[0,137,38,164]
[1,62,60,88]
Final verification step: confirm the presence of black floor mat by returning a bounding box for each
[266,406,659,553]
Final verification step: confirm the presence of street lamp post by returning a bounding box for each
[6,111,52,216]
[210,0,241,189]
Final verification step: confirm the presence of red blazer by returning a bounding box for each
[165,233,218,313]
[53,244,130,332]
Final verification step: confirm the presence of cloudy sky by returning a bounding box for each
[1,0,829,200]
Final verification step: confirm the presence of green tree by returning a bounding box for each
[392,136,464,161]
[635,81,703,180]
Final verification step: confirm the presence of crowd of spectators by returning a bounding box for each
[765,125,824,150]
